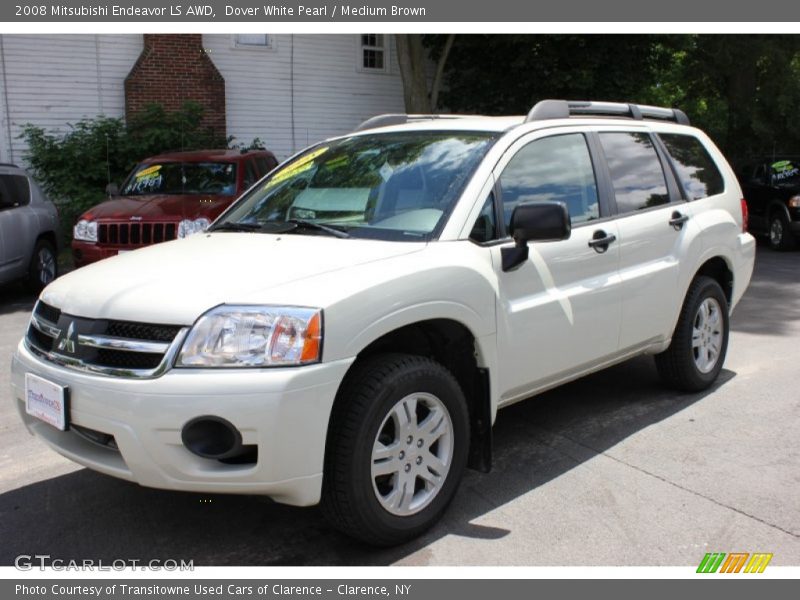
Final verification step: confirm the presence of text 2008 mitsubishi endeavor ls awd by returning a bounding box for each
[11,100,755,545]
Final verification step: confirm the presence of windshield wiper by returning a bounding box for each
[209,222,264,233]
[283,219,351,238]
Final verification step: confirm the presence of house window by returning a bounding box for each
[234,34,273,49]
[359,34,387,72]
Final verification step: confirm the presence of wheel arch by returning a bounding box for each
[694,255,734,305]
[767,199,791,221]
[662,252,735,352]
[27,231,59,278]
[330,318,494,473]
[35,230,58,253]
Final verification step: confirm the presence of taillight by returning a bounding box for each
[740,199,749,233]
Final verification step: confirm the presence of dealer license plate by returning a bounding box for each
[25,373,69,431]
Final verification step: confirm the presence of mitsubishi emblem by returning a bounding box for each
[57,322,77,354]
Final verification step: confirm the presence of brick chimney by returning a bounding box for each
[125,34,226,138]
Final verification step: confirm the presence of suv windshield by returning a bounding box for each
[212,131,497,241]
[121,162,238,196]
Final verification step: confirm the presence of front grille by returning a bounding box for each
[26,301,186,377]
[98,222,177,247]
[34,301,61,323]
[96,349,164,370]
[105,321,182,343]
[28,323,55,349]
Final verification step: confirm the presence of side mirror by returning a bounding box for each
[501,201,571,272]
[105,183,120,196]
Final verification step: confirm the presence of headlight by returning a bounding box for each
[788,196,800,208]
[178,218,210,238]
[176,305,322,367]
[73,219,98,242]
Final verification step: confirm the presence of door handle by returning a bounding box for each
[588,230,616,253]
[669,211,689,230]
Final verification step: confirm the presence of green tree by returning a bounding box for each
[395,34,456,112]
[650,35,800,162]
[430,34,800,164]
[430,35,671,115]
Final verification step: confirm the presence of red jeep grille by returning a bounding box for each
[98,222,177,247]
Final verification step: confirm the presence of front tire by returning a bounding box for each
[25,239,57,293]
[768,211,796,251]
[321,353,469,546]
[655,276,729,392]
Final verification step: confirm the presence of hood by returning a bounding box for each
[42,233,425,324]
[83,194,235,222]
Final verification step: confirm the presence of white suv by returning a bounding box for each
[11,100,755,545]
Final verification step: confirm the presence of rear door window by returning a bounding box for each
[599,132,670,213]
[659,133,725,199]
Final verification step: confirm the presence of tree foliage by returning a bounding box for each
[652,35,800,161]
[426,34,800,163]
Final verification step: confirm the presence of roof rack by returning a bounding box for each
[526,100,690,126]
[0,162,20,168]
[354,113,473,132]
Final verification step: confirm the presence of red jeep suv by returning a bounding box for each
[71,149,277,267]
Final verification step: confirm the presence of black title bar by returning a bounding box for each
[4,0,800,22]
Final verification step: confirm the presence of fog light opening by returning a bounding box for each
[181,416,243,460]
[218,445,258,465]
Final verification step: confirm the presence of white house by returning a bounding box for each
[0,33,409,166]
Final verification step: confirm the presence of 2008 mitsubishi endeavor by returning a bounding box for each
[11,100,755,545]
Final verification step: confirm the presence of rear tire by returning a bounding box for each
[768,212,796,251]
[25,239,57,293]
[655,276,729,392]
[321,353,469,546]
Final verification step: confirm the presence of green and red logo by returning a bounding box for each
[697,552,773,573]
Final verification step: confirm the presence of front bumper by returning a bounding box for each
[11,340,354,506]
[71,240,125,268]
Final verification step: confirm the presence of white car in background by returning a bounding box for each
[11,100,755,545]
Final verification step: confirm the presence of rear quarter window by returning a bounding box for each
[0,174,31,208]
[659,133,725,200]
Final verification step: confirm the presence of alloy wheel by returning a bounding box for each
[692,297,723,374]
[370,392,454,516]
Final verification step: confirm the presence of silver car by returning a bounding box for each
[0,163,60,291]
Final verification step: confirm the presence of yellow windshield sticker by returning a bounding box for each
[135,164,162,179]
[266,147,329,188]
[323,155,350,170]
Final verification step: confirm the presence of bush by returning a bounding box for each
[19,102,235,239]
